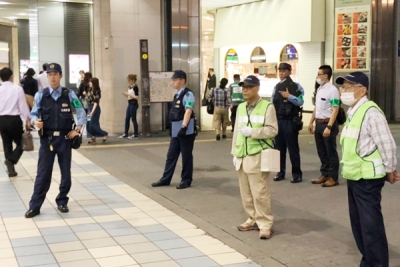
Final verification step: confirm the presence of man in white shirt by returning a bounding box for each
[308,65,340,187]
[37,63,50,90]
[0,68,30,177]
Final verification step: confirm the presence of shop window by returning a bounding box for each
[225,48,239,79]
[280,44,298,62]
[225,49,239,64]
[250,46,266,63]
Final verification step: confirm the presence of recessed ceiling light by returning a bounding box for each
[0,1,10,5]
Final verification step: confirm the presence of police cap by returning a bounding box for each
[278,63,292,71]
[171,70,187,80]
[46,63,62,74]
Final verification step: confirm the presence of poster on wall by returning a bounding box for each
[334,5,371,71]
[69,54,90,85]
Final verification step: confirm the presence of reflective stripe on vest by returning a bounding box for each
[233,99,274,158]
[340,101,386,180]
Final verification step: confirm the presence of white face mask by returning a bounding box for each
[340,92,357,106]
[316,78,323,85]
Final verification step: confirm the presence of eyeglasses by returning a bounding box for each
[339,85,364,92]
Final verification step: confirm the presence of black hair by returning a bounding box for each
[26,68,35,77]
[0,68,13,82]
[319,65,333,80]
[219,78,228,88]
[42,63,48,71]
[233,74,240,80]
[84,72,93,84]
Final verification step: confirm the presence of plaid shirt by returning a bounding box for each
[347,96,397,172]
[209,87,232,108]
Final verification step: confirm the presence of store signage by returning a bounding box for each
[336,0,371,8]
[68,54,89,84]
[334,5,371,71]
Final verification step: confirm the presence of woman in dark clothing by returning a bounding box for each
[119,74,139,139]
[78,72,92,114]
[86,77,108,144]
[23,68,38,110]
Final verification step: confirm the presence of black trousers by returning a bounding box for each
[0,116,24,164]
[231,105,238,130]
[275,118,302,178]
[314,121,339,181]
[160,134,195,185]
[347,178,388,267]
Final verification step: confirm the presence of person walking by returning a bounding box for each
[25,63,86,218]
[231,75,278,239]
[86,78,108,144]
[0,68,31,177]
[120,74,139,139]
[336,72,399,267]
[272,63,304,183]
[209,78,232,140]
[151,70,196,189]
[37,63,50,90]
[308,65,340,187]
[22,68,38,110]
[229,74,244,132]
[78,72,92,114]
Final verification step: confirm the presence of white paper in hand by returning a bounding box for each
[260,149,280,172]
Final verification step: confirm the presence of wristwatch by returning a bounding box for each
[326,125,332,130]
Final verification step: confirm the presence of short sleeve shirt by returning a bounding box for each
[176,87,195,110]
[315,82,340,119]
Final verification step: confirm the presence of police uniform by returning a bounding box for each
[152,70,196,189]
[25,63,86,218]
[272,63,304,183]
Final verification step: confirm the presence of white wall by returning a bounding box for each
[325,0,335,66]
[37,1,65,86]
[214,0,325,48]
[0,42,8,63]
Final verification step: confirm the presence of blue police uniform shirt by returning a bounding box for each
[31,86,87,126]
[271,82,305,107]
[175,87,195,110]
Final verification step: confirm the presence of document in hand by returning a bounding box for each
[171,118,195,137]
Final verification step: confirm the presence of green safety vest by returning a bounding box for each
[233,99,274,158]
[230,82,244,105]
[340,101,386,180]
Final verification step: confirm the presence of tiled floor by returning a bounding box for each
[0,146,260,267]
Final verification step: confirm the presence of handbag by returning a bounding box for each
[293,107,303,132]
[22,131,34,151]
[337,106,346,125]
[257,139,280,173]
[25,94,34,109]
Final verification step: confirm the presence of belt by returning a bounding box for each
[43,130,70,137]
[315,118,330,124]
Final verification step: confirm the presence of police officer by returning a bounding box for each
[272,63,304,183]
[229,74,244,132]
[25,63,86,218]
[151,70,196,189]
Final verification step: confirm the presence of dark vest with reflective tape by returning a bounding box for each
[169,88,194,122]
[273,77,300,119]
[42,88,74,134]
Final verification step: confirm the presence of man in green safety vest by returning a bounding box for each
[231,75,278,240]
[336,72,399,267]
[229,74,244,132]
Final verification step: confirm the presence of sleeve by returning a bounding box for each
[134,86,139,96]
[18,87,30,122]
[287,82,304,106]
[251,104,279,139]
[30,91,43,124]
[94,91,101,103]
[69,90,87,126]
[366,108,397,172]
[270,86,276,103]
[183,92,195,110]
[329,87,340,107]
[226,89,232,105]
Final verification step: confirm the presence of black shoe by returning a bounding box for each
[290,177,303,183]
[216,134,220,140]
[5,160,17,177]
[25,210,40,218]
[176,183,191,189]
[151,180,170,187]
[273,175,285,181]
[222,135,227,139]
[57,205,69,213]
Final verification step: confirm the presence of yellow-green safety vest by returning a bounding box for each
[233,99,274,158]
[340,101,386,180]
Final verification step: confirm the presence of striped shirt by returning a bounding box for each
[346,96,397,173]
[210,87,232,109]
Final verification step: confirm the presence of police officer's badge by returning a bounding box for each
[50,64,55,69]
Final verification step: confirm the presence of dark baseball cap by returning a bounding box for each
[46,63,62,73]
[278,63,292,71]
[171,70,186,80]
[238,75,260,87]
[335,72,369,89]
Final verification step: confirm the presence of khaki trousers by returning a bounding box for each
[238,167,273,230]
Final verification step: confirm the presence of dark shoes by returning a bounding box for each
[273,175,285,181]
[57,205,69,213]
[151,181,170,187]
[25,210,40,218]
[290,177,302,183]
[222,135,227,139]
[5,160,17,177]
[176,183,191,189]
[216,134,220,140]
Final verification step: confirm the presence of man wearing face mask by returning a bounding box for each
[336,72,399,267]
[308,65,340,187]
